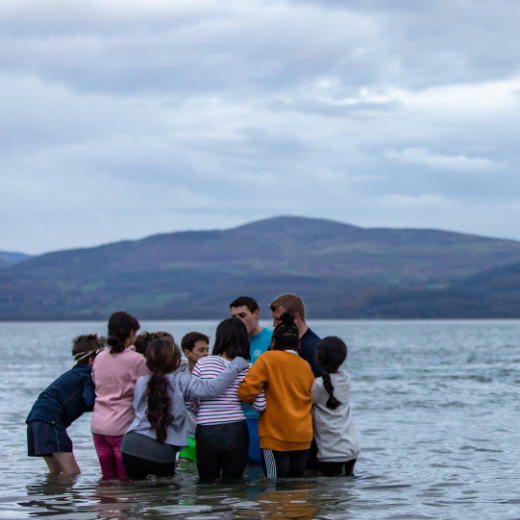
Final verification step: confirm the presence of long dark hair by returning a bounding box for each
[212,318,250,360]
[145,338,181,443]
[316,336,348,410]
[271,312,300,351]
[107,311,140,354]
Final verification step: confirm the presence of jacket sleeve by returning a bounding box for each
[239,358,268,405]
[311,378,327,405]
[136,357,151,378]
[184,357,249,400]
[82,375,96,411]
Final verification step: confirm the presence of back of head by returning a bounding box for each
[107,311,140,355]
[229,296,259,313]
[134,332,153,356]
[213,318,250,360]
[145,337,181,443]
[146,337,181,374]
[270,293,306,322]
[152,331,174,342]
[272,312,300,351]
[316,336,348,410]
[72,334,105,365]
[181,331,210,352]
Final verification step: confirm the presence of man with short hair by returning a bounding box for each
[230,296,272,466]
[270,293,322,378]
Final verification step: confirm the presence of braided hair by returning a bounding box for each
[272,312,300,351]
[316,336,348,410]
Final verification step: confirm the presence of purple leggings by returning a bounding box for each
[93,434,127,480]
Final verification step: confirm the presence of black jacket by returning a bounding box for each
[299,327,322,377]
[26,364,95,429]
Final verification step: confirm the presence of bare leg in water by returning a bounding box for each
[43,453,81,474]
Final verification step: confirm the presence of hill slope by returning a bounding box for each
[1,216,520,320]
[0,251,31,269]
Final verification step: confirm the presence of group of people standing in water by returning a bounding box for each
[26,293,360,481]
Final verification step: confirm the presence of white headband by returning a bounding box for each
[74,348,102,362]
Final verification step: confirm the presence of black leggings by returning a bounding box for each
[319,459,356,477]
[261,449,309,478]
[121,452,176,480]
[195,421,249,481]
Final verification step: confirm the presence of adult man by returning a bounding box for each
[230,296,272,466]
[270,293,322,377]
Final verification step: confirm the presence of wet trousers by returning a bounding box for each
[93,434,127,480]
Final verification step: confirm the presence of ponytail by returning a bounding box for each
[146,371,173,443]
[145,337,181,443]
[107,311,140,354]
[322,371,342,410]
[272,312,300,351]
[316,336,348,410]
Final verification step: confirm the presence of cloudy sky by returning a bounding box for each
[1,0,520,254]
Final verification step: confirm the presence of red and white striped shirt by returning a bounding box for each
[187,356,265,425]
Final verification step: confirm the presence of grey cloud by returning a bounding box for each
[1,0,520,253]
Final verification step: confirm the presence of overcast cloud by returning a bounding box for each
[1,0,520,254]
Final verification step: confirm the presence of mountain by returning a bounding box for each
[0,251,32,269]
[1,216,519,320]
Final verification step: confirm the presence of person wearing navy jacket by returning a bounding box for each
[26,334,104,474]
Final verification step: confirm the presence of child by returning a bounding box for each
[187,318,265,481]
[26,334,104,474]
[134,332,153,356]
[134,331,174,357]
[239,313,314,478]
[312,336,360,476]
[176,332,210,462]
[91,311,149,480]
[120,336,249,479]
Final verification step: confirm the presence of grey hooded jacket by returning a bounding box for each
[311,369,360,463]
[126,356,248,448]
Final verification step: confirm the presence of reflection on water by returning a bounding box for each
[1,320,520,519]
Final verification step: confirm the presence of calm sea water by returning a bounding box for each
[1,319,520,520]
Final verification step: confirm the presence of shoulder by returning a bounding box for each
[134,375,150,390]
[74,365,93,381]
[303,328,321,343]
[195,356,225,370]
[93,350,109,366]
[333,369,351,385]
[312,376,324,387]
[258,328,273,340]
[175,362,189,374]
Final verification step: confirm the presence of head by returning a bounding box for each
[316,336,347,374]
[72,334,104,366]
[145,337,181,443]
[212,318,250,360]
[152,331,174,342]
[146,337,181,374]
[316,337,348,410]
[271,312,300,351]
[107,311,140,354]
[270,293,306,329]
[230,296,260,336]
[134,332,153,356]
[181,332,210,364]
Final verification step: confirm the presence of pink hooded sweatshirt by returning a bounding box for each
[91,345,150,437]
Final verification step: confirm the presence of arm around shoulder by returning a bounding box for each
[136,356,151,377]
[184,356,249,400]
[311,378,327,406]
[239,356,268,405]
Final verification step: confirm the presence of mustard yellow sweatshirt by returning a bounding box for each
[239,350,314,451]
